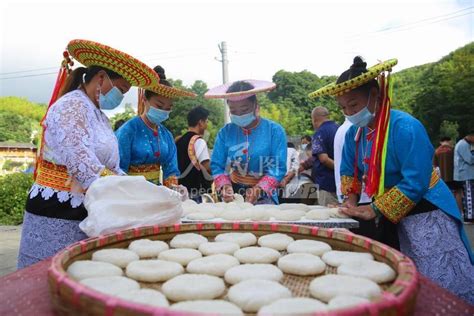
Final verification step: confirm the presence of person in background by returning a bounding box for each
[116,66,195,187]
[113,119,126,131]
[176,106,212,202]
[299,106,339,206]
[454,131,474,223]
[279,142,300,201]
[434,136,462,211]
[206,80,287,205]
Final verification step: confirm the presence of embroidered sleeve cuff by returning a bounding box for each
[373,186,416,223]
[214,174,231,191]
[163,176,178,188]
[341,175,362,196]
[256,175,279,196]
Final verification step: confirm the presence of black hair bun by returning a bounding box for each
[153,65,166,79]
[350,56,367,70]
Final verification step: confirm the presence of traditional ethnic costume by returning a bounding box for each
[206,80,287,204]
[116,73,195,187]
[309,59,474,304]
[17,40,160,269]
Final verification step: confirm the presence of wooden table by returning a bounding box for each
[1,258,472,315]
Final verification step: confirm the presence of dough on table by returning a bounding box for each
[328,207,349,218]
[278,203,310,212]
[271,209,305,221]
[220,209,251,221]
[322,250,374,267]
[305,209,331,220]
[186,212,215,220]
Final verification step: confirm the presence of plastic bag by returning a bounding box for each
[79,176,183,237]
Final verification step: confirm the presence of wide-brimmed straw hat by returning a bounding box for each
[67,39,159,89]
[308,59,398,98]
[205,79,276,101]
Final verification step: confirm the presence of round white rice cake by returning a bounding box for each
[80,276,139,296]
[198,241,240,256]
[249,208,271,221]
[158,248,202,266]
[186,254,240,277]
[228,279,292,313]
[272,210,305,221]
[67,260,123,281]
[305,209,331,220]
[128,239,169,258]
[287,239,332,256]
[220,209,251,220]
[309,274,381,302]
[125,259,184,282]
[224,264,283,285]
[92,249,139,268]
[116,288,169,307]
[169,233,208,249]
[258,233,294,251]
[328,295,370,310]
[277,253,326,276]
[233,246,281,264]
[171,300,243,315]
[337,260,396,283]
[278,203,310,211]
[233,194,245,203]
[162,274,225,302]
[257,297,328,315]
[186,212,215,220]
[322,250,374,267]
[215,232,257,247]
[328,207,349,218]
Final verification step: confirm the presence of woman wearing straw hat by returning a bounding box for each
[309,56,474,303]
[115,66,195,187]
[17,39,161,269]
[205,80,287,204]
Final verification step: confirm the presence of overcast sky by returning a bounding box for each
[0,0,472,115]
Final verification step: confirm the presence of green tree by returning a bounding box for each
[0,112,34,142]
[413,42,474,141]
[439,120,459,143]
[0,173,33,225]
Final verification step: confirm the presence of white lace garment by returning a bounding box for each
[29,90,124,208]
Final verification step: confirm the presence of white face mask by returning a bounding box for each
[301,144,308,150]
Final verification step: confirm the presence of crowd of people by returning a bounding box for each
[15,40,474,304]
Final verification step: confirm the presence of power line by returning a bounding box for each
[0,72,57,80]
[347,6,473,40]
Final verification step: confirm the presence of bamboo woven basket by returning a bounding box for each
[48,222,419,316]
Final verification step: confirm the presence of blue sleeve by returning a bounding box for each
[162,129,180,179]
[266,124,287,181]
[115,123,133,172]
[210,127,228,177]
[459,142,474,164]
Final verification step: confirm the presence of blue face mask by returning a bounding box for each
[147,107,170,125]
[230,111,256,127]
[99,75,124,110]
[345,93,375,127]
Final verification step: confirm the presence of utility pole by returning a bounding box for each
[218,41,230,124]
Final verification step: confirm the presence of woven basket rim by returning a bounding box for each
[48,222,419,316]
